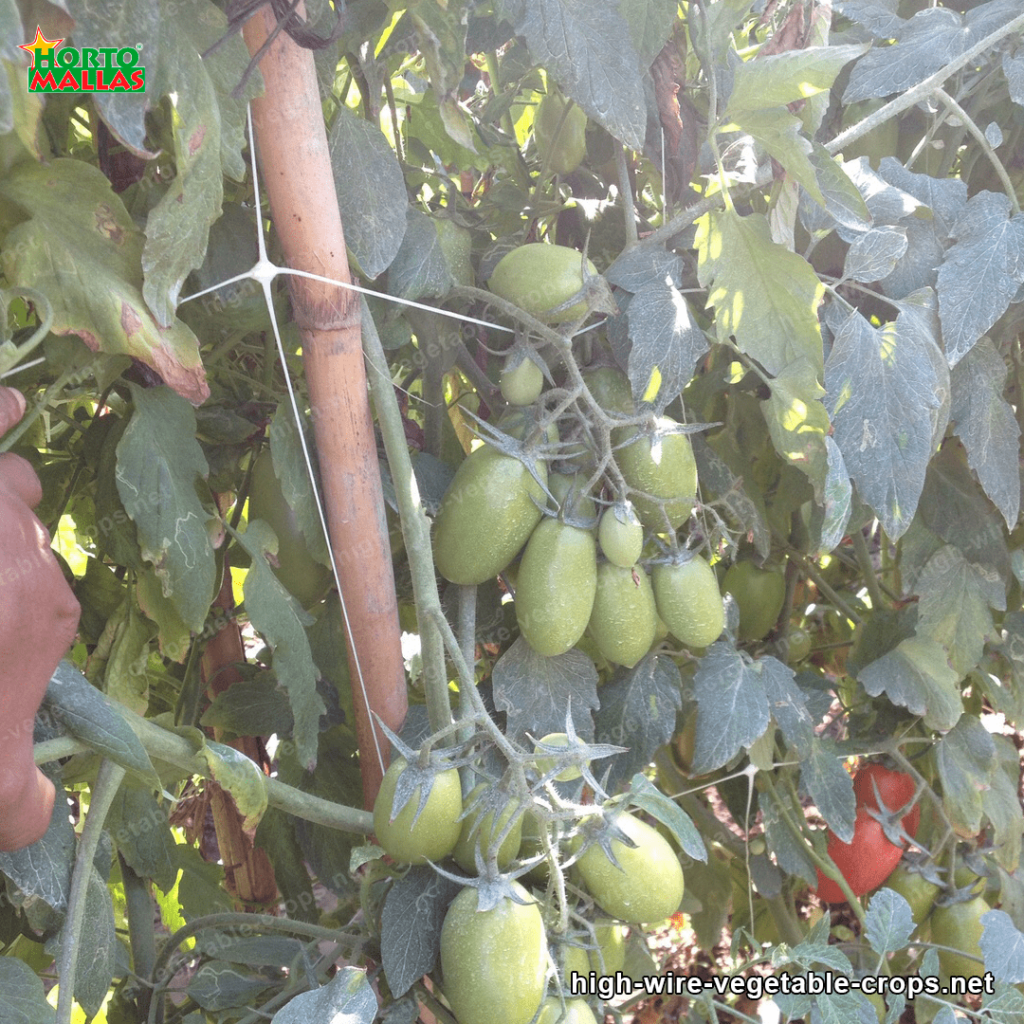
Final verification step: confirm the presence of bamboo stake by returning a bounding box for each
[242,6,407,806]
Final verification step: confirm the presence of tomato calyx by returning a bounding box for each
[529,718,624,791]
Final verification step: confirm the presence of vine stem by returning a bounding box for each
[851,526,886,612]
[826,11,1024,158]
[361,295,453,738]
[56,759,126,1024]
[934,87,1021,214]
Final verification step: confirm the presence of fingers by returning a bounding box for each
[0,452,44,508]
[0,769,56,852]
[0,387,26,436]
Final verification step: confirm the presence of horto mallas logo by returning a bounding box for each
[18,26,145,93]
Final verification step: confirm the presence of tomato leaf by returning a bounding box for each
[594,654,682,791]
[726,45,870,117]
[617,0,677,68]
[864,887,916,954]
[936,715,997,838]
[691,644,770,775]
[824,303,948,541]
[0,958,54,1024]
[978,909,1024,984]
[605,245,684,292]
[116,385,217,631]
[842,226,908,284]
[57,863,116,1019]
[0,162,209,403]
[697,209,825,379]
[270,966,378,1024]
[495,0,646,150]
[858,636,961,731]
[915,545,1003,677]
[44,659,159,785]
[141,0,261,328]
[201,678,295,737]
[625,773,705,861]
[492,637,599,744]
[761,358,830,498]
[937,191,1024,367]
[986,612,1024,730]
[237,519,325,771]
[388,209,455,301]
[950,337,1021,530]
[625,277,708,412]
[188,963,275,1011]
[982,740,1024,872]
[107,781,178,893]
[254,807,318,924]
[202,741,269,833]
[328,104,409,278]
[382,866,463,998]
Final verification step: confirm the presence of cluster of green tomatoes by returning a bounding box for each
[372,745,685,1024]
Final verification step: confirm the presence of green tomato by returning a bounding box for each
[440,881,547,1024]
[452,783,523,873]
[582,366,635,416]
[574,812,685,924]
[372,757,463,865]
[519,811,551,885]
[534,732,584,782]
[786,625,812,663]
[516,518,598,656]
[433,444,548,585]
[500,357,544,406]
[932,896,989,980]
[536,997,598,1024]
[535,91,588,176]
[884,863,940,928]
[588,562,658,668]
[249,450,332,608]
[560,944,590,981]
[588,920,628,974]
[548,473,597,524]
[488,243,598,323]
[722,561,786,641]
[840,100,900,169]
[652,554,724,648]
[612,418,697,530]
[497,406,560,446]
[598,502,644,567]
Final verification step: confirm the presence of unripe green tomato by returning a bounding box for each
[534,732,584,782]
[884,863,940,928]
[583,366,635,416]
[574,813,685,923]
[598,502,644,567]
[452,783,523,872]
[786,625,812,663]
[497,406,560,446]
[652,554,724,648]
[561,944,590,980]
[588,562,658,668]
[548,473,597,523]
[588,920,628,974]
[613,418,697,530]
[519,811,551,884]
[535,92,588,176]
[536,997,598,1024]
[932,896,989,980]
[722,561,786,641]
[488,243,598,323]
[249,451,332,608]
[372,757,463,865]
[500,357,544,406]
[440,881,547,1024]
[516,518,598,656]
[953,863,987,897]
[435,219,474,287]
[433,444,548,585]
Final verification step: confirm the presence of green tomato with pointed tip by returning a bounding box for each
[652,554,724,648]
[535,92,588,176]
[440,881,547,1024]
[452,783,522,872]
[598,502,644,567]
[588,562,657,668]
[372,757,462,865]
[932,896,989,980]
[501,357,544,406]
[574,812,684,924]
[612,417,697,530]
[516,518,597,656]
[433,444,548,585]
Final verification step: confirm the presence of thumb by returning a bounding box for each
[0,387,27,436]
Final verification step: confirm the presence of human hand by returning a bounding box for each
[0,387,80,850]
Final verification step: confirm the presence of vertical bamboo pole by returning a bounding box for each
[243,7,407,806]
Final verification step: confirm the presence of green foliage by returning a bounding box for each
[2,2,1024,1023]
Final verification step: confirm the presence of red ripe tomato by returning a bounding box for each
[814,806,905,904]
[853,763,920,838]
